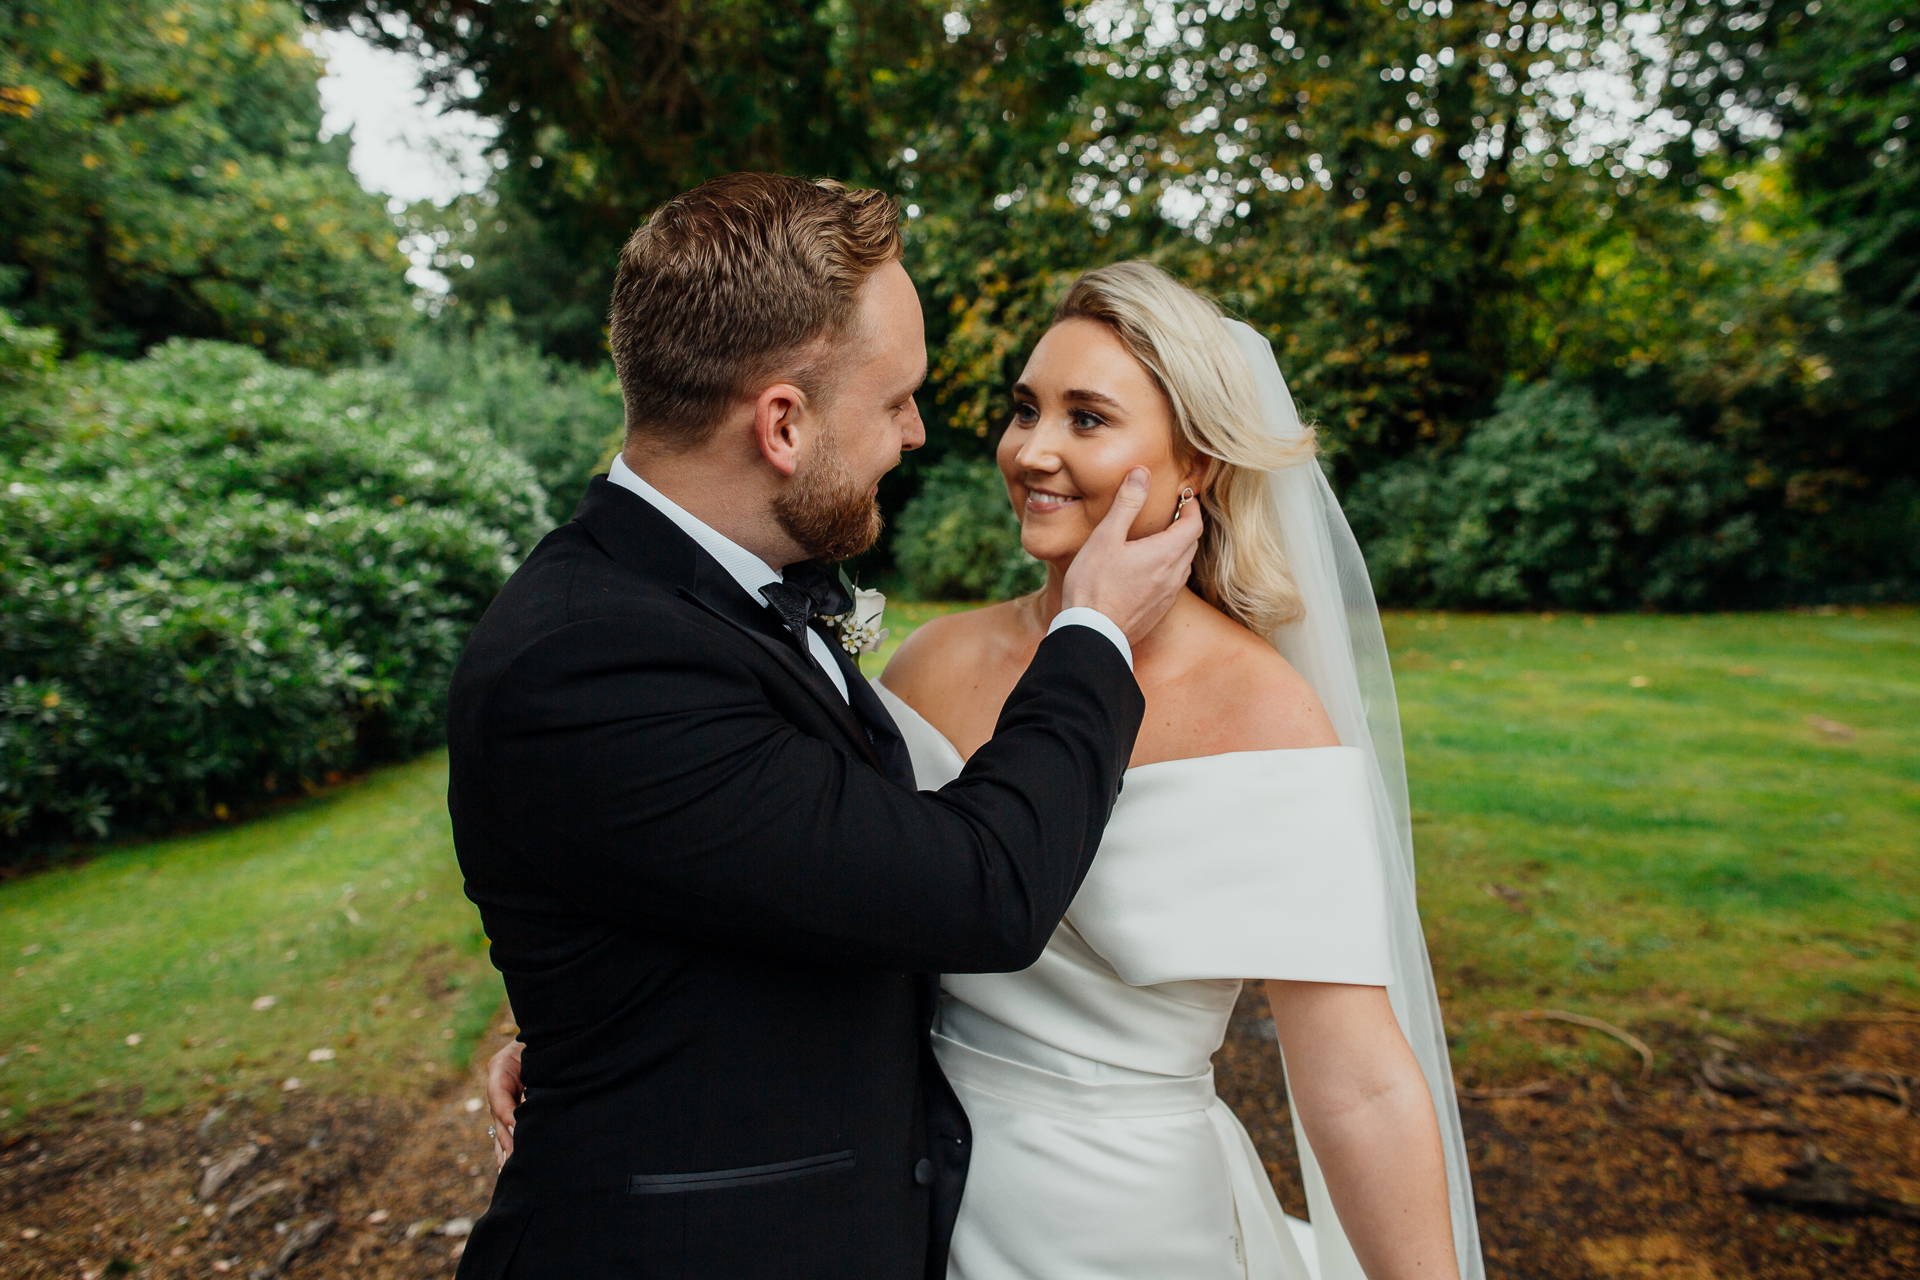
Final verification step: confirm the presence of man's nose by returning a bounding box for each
[901,398,926,452]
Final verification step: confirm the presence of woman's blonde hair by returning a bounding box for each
[1052,261,1318,634]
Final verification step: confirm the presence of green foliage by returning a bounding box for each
[379,313,625,522]
[0,320,548,854]
[0,0,408,364]
[1347,382,1761,609]
[891,454,1042,601]
[1637,0,1919,590]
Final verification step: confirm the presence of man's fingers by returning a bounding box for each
[1088,467,1151,543]
[486,1041,524,1129]
[1109,467,1151,515]
[1132,497,1205,557]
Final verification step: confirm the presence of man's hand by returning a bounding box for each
[1061,468,1204,648]
[486,1040,524,1170]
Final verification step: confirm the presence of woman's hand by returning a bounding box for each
[486,1039,525,1170]
[1265,980,1460,1280]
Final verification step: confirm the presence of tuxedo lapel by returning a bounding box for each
[818,628,916,790]
[569,478,885,773]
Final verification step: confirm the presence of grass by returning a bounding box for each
[1384,607,1919,1076]
[0,756,501,1131]
[3,604,1912,1125]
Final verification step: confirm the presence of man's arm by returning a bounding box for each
[477,620,1141,975]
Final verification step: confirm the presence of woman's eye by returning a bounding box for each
[1069,410,1106,431]
[1010,402,1038,424]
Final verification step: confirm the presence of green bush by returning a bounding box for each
[1346,381,1761,609]
[0,322,549,854]
[892,455,1044,602]
[380,314,625,523]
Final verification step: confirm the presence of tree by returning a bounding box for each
[0,0,409,364]
[310,0,1090,362]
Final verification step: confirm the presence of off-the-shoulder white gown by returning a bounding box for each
[875,683,1395,1280]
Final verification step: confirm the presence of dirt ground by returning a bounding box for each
[1217,990,1920,1279]
[2,997,1915,1279]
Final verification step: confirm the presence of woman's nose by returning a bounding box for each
[1013,416,1066,472]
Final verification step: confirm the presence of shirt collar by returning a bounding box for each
[606,454,782,607]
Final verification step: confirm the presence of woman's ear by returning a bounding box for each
[1185,453,1219,500]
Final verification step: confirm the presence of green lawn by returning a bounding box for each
[1385,607,1918,1076]
[0,758,501,1131]
[3,605,1912,1126]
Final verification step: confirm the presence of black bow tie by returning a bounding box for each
[761,561,852,653]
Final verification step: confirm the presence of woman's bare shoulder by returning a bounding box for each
[879,601,1030,704]
[1178,613,1341,754]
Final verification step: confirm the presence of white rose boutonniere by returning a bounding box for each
[834,587,889,658]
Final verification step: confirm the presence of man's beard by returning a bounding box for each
[772,428,883,563]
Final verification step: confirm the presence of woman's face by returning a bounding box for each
[997,318,1201,567]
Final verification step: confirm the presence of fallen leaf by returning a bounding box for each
[1805,715,1855,741]
[251,995,278,1012]
[281,1076,301,1092]
[1483,882,1529,911]
[123,1033,142,1046]
[197,1143,260,1201]
[307,1047,336,1062]
[366,1209,390,1225]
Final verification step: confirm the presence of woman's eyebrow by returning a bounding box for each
[1061,388,1124,412]
[1010,381,1124,412]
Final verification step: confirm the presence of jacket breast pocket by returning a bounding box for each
[627,1150,855,1195]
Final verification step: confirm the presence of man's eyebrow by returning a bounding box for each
[894,362,928,400]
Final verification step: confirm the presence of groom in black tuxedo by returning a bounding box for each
[449,174,1201,1280]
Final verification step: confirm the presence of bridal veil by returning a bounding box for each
[1221,319,1485,1280]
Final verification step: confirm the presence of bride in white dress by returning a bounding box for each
[875,262,1483,1280]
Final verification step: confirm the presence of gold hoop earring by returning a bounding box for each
[1171,487,1196,522]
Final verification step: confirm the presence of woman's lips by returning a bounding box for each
[1025,489,1082,514]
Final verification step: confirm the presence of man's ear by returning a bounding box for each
[750,383,809,478]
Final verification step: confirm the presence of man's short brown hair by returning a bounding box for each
[608,173,903,451]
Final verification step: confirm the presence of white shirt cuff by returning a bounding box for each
[1047,607,1134,672]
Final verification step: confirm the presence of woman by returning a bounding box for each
[873,261,1480,1280]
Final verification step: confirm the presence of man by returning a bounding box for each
[449,173,1201,1279]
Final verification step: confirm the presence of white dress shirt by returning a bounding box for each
[605,457,1134,707]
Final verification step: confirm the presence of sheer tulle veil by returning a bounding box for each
[1221,319,1485,1280]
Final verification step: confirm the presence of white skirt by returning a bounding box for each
[935,1032,1320,1280]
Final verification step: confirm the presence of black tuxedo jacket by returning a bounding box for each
[449,478,1143,1280]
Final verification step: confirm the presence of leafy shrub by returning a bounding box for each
[892,455,1044,601]
[380,315,624,523]
[0,323,549,853]
[1346,381,1760,609]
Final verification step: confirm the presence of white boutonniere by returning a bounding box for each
[833,587,889,658]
